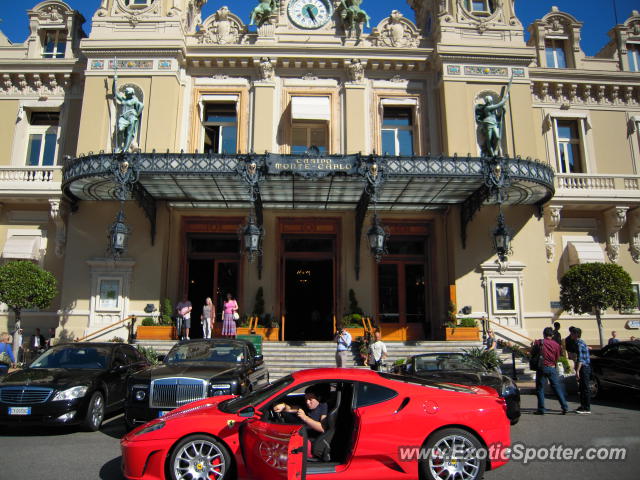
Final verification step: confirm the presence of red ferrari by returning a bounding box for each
[121,368,511,480]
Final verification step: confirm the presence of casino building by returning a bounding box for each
[0,0,639,346]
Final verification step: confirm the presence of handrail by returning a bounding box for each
[485,318,534,345]
[75,315,137,343]
[281,314,285,341]
[333,315,336,336]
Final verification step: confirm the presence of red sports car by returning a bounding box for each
[121,368,511,480]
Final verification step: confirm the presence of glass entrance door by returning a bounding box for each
[215,261,239,315]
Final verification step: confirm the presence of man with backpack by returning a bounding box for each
[532,327,569,415]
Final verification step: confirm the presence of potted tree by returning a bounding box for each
[445,317,480,341]
[135,298,176,340]
[560,263,635,347]
[0,261,58,356]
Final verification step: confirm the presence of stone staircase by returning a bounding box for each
[132,339,535,382]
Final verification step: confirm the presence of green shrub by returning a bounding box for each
[160,298,173,326]
[137,345,159,365]
[458,318,477,328]
[141,317,155,326]
[341,314,363,328]
[463,347,503,370]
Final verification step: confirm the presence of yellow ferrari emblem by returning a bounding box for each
[196,463,203,471]
[227,419,235,427]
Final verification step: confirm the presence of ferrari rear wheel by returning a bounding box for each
[169,434,230,480]
[422,428,486,480]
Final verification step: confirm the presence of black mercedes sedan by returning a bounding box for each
[124,338,269,429]
[394,352,521,425]
[0,342,149,431]
[590,340,640,398]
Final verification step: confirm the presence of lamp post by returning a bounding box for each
[108,207,129,258]
[492,209,512,261]
[367,213,389,262]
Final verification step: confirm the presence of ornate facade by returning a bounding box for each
[0,0,638,346]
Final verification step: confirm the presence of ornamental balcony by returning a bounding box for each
[0,166,62,200]
[554,173,640,205]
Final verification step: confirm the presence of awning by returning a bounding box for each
[1,235,42,260]
[567,240,605,265]
[291,96,330,121]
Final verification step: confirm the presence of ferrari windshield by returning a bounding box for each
[413,354,485,372]
[30,346,110,370]
[219,375,294,413]
[165,341,245,364]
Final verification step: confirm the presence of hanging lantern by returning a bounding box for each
[242,213,263,263]
[492,210,513,261]
[108,208,129,258]
[367,213,389,262]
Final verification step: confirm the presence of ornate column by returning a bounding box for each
[604,206,629,262]
[628,208,640,263]
[49,199,68,258]
[544,205,562,262]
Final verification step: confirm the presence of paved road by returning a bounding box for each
[0,392,638,479]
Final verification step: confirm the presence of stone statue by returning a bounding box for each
[112,74,144,154]
[475,77,512,157]
[338,0,371,38]
[249,0,277,27]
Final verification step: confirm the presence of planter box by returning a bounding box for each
[445,327,479,341]
[251,327,281,341]
[344,327,365,339]
[136,325,176,340]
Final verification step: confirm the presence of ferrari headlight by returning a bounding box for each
[134,421,166,436]
[52,386,89,401]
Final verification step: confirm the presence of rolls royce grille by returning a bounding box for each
[150,378,207,408]
[0,387,53,404]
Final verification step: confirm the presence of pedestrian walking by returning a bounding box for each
[367,330,387,371]
[221,293,238,338]
[551,322,562,345]
[533,327,569,415]
[564,325,578,368]
[334,323,352,367]
[176,295,192,340]
[485,329,496,350]
[573,327,592,414]
[201,297,215,339]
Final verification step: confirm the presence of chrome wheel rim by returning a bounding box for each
[91,394,104,429]
[428,434,481,480]
[173,439,226,480]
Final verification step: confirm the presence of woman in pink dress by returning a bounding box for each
[221,293,238,338]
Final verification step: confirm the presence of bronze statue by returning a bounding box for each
[338,0,371,38]
[475,77,512,157]
[250,0,277,27]
[112,74,143,154]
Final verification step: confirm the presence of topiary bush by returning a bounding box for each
[160,298,174,326]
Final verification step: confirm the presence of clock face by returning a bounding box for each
[287,0,333,29]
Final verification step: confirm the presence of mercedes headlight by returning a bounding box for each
[53,386,89,401]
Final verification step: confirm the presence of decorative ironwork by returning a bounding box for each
[493,208,513,262]
[112,155,140,201]
[131,182,157,246]
[484,156,511,204]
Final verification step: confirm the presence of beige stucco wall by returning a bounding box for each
[590,110,635,174]
[0,100,19,165]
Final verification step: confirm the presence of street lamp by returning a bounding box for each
[367,213,389,262]
[108,208,129,258]
[492,210,512,261]
[242,211,263,263]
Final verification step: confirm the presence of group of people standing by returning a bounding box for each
[0,327,55,375]
[175,293,239,340]
[533,322,592,415]
[334,323,387,370]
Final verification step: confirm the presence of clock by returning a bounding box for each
[287,0,333,29]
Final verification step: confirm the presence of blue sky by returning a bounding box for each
[1,1,637,56]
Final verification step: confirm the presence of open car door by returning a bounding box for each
[241,419,306,480]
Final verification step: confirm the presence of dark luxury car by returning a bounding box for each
[590,340,640,398]
[0,342,149,430]
[394,352,521,424]
[124,338,269,429]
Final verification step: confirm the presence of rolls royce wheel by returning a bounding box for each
[422,428,486,480]
[83,392,105,432]
[169,434,230,480]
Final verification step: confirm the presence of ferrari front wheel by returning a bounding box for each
[422,428,486,480]
[169,434,231,480]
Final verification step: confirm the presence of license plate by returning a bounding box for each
[9,407,31,415]
[158,410,170,418]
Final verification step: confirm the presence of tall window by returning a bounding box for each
[42,30,66,59]
[555,119,583,173]
[291,124,327,154]
[202,103,237,153]
[26,111,60,166]
[465,0,494,15]
[381,107,414,156]
[545,39,567,68]
[628,44,640,72]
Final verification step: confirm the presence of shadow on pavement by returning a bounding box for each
[100,457,126,480]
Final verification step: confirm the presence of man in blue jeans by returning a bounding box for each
[534,327,569,415]
[573,327,592,414]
